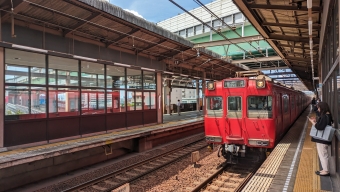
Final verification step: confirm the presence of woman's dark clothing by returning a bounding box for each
[311,113,333,145]
[312,99,316,105]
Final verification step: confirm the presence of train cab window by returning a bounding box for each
[227,96,242,118]
[206,97,223,117]
[247,96,272,118]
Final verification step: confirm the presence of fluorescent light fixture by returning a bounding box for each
[141,67,155,71]
[193,76,200,79]
[310,50,313,55]
[164,71,174,74]
[309,40,313,49]
[308,20,313,35]
[73,55,97,62]
[180,74,189,77]
[307,0,312,8]
[12,44,48,53]
[114,63,131,68]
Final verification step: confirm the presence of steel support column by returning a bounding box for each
[157,72,162,123]
[0,47,4,148]
[196,79,199,112]
[202,72,206,115]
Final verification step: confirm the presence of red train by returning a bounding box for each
[204,71,309,163]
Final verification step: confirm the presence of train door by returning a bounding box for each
[277,94,283,138]
[226,93,243,138]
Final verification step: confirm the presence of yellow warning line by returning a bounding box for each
[293,116,329,192]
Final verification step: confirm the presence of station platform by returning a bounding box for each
[242,107,339,192]
[0,113,204,191]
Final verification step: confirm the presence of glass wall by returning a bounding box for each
[4,48,157,121]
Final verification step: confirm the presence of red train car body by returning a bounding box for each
[204,74,309,162]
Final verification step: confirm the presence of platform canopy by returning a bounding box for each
[0,0,250,80]
[232,0,321,90]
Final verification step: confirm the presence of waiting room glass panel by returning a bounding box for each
[106,66,125,89]
[143,71,156,90]
[5,49,45,85]
[49,88,79,117]
[107,90,126,113]
[5,86,46,120]
[127,68,142,89]
[81,89,105,115]
[127,91,135,111]
[150,92,156,109]
[81,61,104,87]
[49,56,79,86]
[135,91,142,110]
[144,92,150,110]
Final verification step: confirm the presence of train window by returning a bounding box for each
[283,96,289,113]
[224,80,245,88]
[206,97,223,117]
[247,96,272,118]
[227,96,242,118]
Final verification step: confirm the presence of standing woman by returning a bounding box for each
[308,102,333,176]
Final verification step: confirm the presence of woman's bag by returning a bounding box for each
[310,125,336,142]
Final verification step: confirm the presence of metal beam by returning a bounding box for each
[286,56,311,63]
[1,0,28,19]
[64,12,102,36]
[269,34,319,44]
[248,4,320,12]
[278,44,318,51]
[250,66,289,71]
[142,39,167,51]
[265,72,295,76]
[112,28,140,43]
[262,22,320,29]
[231,56,281,64]
[193,35,263,48]
[272,77,300,80]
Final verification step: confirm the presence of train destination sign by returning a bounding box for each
[224,80,245,88]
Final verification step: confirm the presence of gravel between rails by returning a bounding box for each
[130,146,225,192]
[35,133,204,192]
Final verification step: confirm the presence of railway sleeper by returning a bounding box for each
[104,180,118,185]
[92,185,107,191]
[206,185,234,192]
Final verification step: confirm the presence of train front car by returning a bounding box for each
[205,73,280,164]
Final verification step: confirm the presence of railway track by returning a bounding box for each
[66,140,208,192]
[192,152,264,192]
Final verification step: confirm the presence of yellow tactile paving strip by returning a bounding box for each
[293,117,330,192]
[0,117,203,168]
[242,143,292,191]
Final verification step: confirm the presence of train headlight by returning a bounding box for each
[256,79,265,89]
[207,82,215,90]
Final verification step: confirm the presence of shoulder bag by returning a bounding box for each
[310,115,336,142]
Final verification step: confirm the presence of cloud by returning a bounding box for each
[124,9,144,19]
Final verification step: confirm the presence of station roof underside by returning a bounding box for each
[0,0,250,80]
[233,0,321,90]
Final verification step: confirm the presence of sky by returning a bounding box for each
[108,0,213,23]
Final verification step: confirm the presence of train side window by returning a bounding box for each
[206,97,223,117]
[227,96,242,118]
[247,96,272,118]
[283,96,288,113]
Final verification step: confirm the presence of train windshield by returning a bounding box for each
[206,97,223,117]
[247,96,273,118]
[227,96,242,118]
